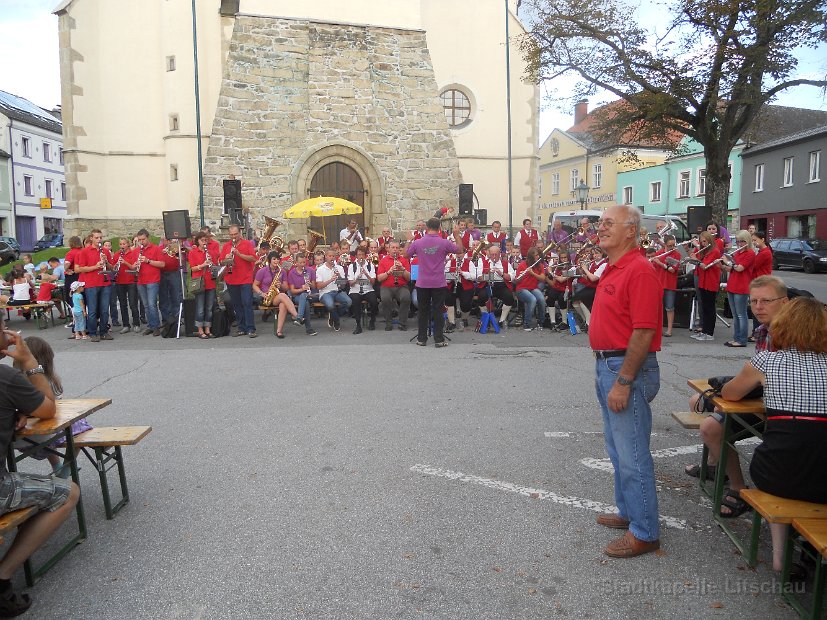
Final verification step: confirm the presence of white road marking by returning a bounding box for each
[545,431,660,438]
[410,463,689,530]
[580,438,762,472]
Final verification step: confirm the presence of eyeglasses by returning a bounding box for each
[749,296,785,306]
[737,240,747,244]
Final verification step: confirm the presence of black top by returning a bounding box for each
[0,365,45,475]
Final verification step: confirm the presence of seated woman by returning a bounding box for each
[5,265,34,319]
[514,247,547,331]
[253,251,298,339]
[721,297,827,578]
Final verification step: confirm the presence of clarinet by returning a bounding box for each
[134,244,144,282]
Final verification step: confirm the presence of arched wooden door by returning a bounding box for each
[308,162,366,245]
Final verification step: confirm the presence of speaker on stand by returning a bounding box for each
[687,206,712,236]
[161,210,192,339]
[223,179,243,226]
[459,183,474,216]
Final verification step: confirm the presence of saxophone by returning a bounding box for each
[262,265,281,306]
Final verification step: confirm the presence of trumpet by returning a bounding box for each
[164,241,180,257]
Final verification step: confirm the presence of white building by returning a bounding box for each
[0,91,66,251]
[55,0,538,239]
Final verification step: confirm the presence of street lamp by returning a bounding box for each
[575,179,589,210]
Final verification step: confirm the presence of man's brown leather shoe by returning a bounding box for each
[596,513,629,529]
[604,531,660,558]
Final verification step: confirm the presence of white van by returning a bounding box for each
[548,210,690,243]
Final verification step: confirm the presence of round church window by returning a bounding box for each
[440,89,472,128]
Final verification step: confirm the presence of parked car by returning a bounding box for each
[32,233,64,252]
[769,238,827,274]
[0,236,20,260]
[0,241,17,265]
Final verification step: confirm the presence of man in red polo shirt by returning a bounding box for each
[589,204,663,559]
[219,224,258,337]
[74,229,115,342]
[376,241,411,331]
[134,228,166,336]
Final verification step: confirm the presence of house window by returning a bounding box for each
[61,181,66,201]
[787,214,816,239]
[166,56,176,71]
[678,171,690,198]
[592,163,602,189]
[45,179,53,198]
[697,168,706,196]
[809,151,821,183]
[439,89,472,127]
[650,181,662,202]
[43,142,51,163]
[623,186,633,205]
[169,114,180,132]
[170,164,178,182]
[754,163,764,192]
[21,136,31,158]
[570,169,579,192]
[59,147,64,165]
[783,157,794,187]
[23,175,33,196]
[551,173,560,195]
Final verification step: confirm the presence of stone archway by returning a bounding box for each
[292,143,386,237]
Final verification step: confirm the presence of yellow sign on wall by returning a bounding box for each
[40,198,52,209]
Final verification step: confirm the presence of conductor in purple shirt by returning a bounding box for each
[406,218,464,348]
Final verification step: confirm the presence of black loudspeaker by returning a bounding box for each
[459,183,473,215]
[223,179,242,213]
[687,206,711,235]
[183,298,196,336]
[162,210,192,240]
[474,209,487,226]
[665,289,695,329]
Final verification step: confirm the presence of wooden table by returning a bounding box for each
[9,398,111,585]
[687,379,765,556]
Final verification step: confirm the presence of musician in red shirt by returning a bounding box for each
[486,244,515,327]
[589,205,663,559]
[571,246,607,331]
[722,230,756,347]
[514,247,547,331]
[112,237,141,334]
[219,224,258,337]
[75,229,115,342]
[457,244,490,331]
[376,241,411,331]
[513,218,539,258]
[691,231,722,341]
[189,231,221,338]
[377,227,394,257]
[486,221,508,252]
[751,231,772,277]
[133,229,166,335]
[649,235,682,337]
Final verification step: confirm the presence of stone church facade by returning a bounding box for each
[55,1,537,240]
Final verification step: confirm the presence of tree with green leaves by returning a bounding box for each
[520,0,827,225]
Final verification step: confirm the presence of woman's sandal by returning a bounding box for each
[684,463,727,482]
[720,489,752,518]
[0,585,31,617]
[276,332,285,339]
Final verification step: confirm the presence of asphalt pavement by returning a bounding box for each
[2,304,811,620]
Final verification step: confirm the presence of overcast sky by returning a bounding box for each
[1,1,824,143]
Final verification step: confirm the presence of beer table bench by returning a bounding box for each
[788,518,827,619]
[8,398,111,585]
[0,302,58,329]
[687,379,766,557]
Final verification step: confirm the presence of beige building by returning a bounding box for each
[538,100,677,228]
[55,0,538,239]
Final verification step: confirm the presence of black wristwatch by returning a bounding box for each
[616,375,633,387]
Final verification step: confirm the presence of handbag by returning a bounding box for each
[188,275,205,295]
[707,375,764,400]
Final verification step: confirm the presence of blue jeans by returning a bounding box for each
[159,270,183,324]
[320,290,352,321]
[292,292,314,330]
[137,282,161,329]
[595,353,661,543]
[517,289,546,328]
[727,292,749,345]
[84,286,112,336]
[228,283,255,334]
[194,289,216,327]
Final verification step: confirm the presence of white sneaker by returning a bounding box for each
[690,333,702,340]
[702,334,715,341]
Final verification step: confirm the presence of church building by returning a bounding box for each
[54,0,538,239]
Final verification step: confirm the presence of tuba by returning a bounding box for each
[260,216,284,252]
[306,228,325,253]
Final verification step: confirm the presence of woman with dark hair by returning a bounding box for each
[722,230,755,347]
[690,231,721,341]
[188,231,220,339]
[705,221,726,252]
[722,298,827,578]
[6,265,33,320]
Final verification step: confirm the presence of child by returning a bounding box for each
[13,336,93,478]
[21,254,35,278]
[70,280,88,339]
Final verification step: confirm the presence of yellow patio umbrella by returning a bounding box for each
[282,196,363,219]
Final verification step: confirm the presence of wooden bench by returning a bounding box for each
[787,518,827,619]
[739,489,827,570]
[671,411,708,429]
[74,426,152,520]
[0,302,56,329]
[0,507,37,546]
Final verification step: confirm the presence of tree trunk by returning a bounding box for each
[704,147,732,228]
